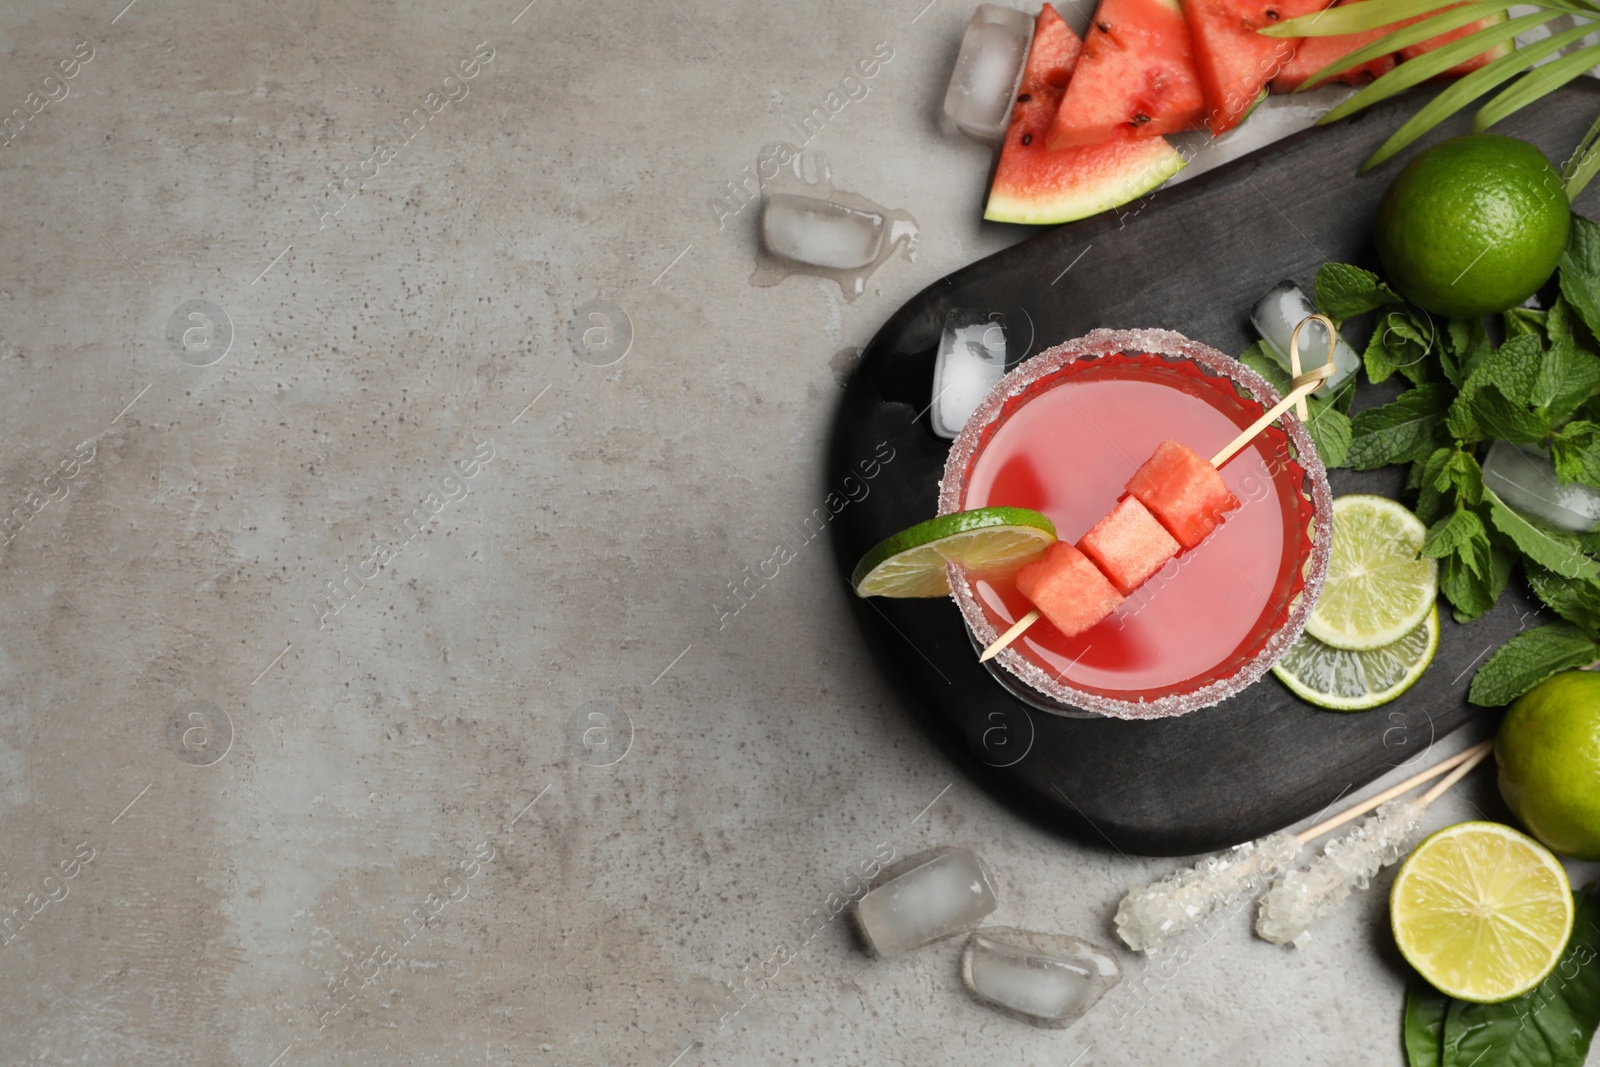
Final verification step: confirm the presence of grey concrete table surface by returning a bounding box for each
[1,1,1597,1065]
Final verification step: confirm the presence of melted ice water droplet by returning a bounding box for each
[942,6,1033,145]
[961,929,1120,1028]
[851,847,997,956]
[931,309,1007,439]
[761,193,886,271]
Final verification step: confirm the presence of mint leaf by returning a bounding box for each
[1527,562,1600,631]
[1405,979,1448,1067]
[1531,338,1600,427]
[1422,508,1491,579]
[1448,334,1551,444]
[1364,309,1435,386]
[1503,306,1547,340]
[1550,296,1577,347]
[1468,621,1600,705]
[1440,543,1511,623]
[1438,885,1600,1067]
[1551,421,1600,489]
[1347,385,1450,470]
[1487,490,1600,581]
[1438,449,1485,506]
[1441,317,1492,388]
[1561,214,1600,341]
[1415,447,1456,525]
[1316,262,1402,320]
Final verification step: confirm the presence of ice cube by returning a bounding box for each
[852,847,997,956]
[760,193,886,270]
[961,927,1120,1028]
[1249,282,1361,395]
[932,309,1007,439]
[942,5,1033,145]
[1482,439,1600,533]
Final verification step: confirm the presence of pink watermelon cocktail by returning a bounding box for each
[939,327,1333,720]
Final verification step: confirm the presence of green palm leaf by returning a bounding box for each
[1296,1,1519,88]
[1314,11,1562,122]
[1266,0,1587,37]
[1475,40,1600,131]
[1567,111,1600,198]
[1363,22,1600,172]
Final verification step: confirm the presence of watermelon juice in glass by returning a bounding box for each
[939,327,1333,720]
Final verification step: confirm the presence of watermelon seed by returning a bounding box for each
[1132,114,1151,125]
[1017,93,1032,103]
[1021,133,1033,145]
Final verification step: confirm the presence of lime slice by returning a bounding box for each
[1272,606,1438,711]
[1391,821,1574,1003]
[1305,495,1438,651]
[851,508,1056,598]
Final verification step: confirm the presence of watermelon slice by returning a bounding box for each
[1045,0,1206,149]
[1270,2,1398,92]
[986,4,1187,225]
[1183,0,1326,134]
[1076,497,1181,595]
[1125,439,1242,549]
[1399,5,1512,77]
[1015,541,1126,638]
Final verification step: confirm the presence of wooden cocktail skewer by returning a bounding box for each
[978,315,1338,664]
[1118,740,1494,953]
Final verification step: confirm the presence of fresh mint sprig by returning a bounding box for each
[1318,216,1600,705]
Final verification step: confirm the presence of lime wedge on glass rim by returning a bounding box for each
[1305,495,1438,651]
[851,507,1056,598]
[1272,606,1438,711]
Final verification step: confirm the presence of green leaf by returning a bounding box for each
[1267,0,1515,37]
[1365,309,1437,386]
[1315,262,1401,320]
[1438,885,1600,1067]
[1566,111,1600,201]
[1562,215,1600,342]
[1533,339,1600,427]
[1448,334,1551,444]
[1300,4,1512,88]
[1317,11,1561,124]
[1476,41,1600,133]
[1550,297,1577,348]
[1441,542,1511,623]
[1348,384,1451,469]
[1527,562,1600,631]
[1468,621,1600,705]
[1441,317,1492,389]
[1363,23,1600,174]
[1551,421,1600,489]
[1439,449,1486,506]
[1505,307,1548,340]
[1415,446,1456,526]
[1423,508,1491,579]
[1404,979,1448,1067]
[1487,489,1600,581]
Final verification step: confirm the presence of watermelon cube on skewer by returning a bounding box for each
[1077,496,1182,595]
[1126,439,1242,549]
[1015,541,1127,638]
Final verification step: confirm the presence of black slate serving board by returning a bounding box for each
[830,82,1600,857]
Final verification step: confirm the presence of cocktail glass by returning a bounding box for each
[939,327,1333,720]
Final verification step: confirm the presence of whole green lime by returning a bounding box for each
[1374,134,1570,319]
[1496,670,1600,861]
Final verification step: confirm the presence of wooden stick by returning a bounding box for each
[980,609,1040,662]
[1295,740,1493,843]
[978,316,1339,663]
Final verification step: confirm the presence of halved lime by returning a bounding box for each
[1273,606,1438,711]
[851,508,1056,598]
[1391,821,1573,1003]
[1305,495,1438,651]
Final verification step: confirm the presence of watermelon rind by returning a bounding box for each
[985,139,1187,225]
